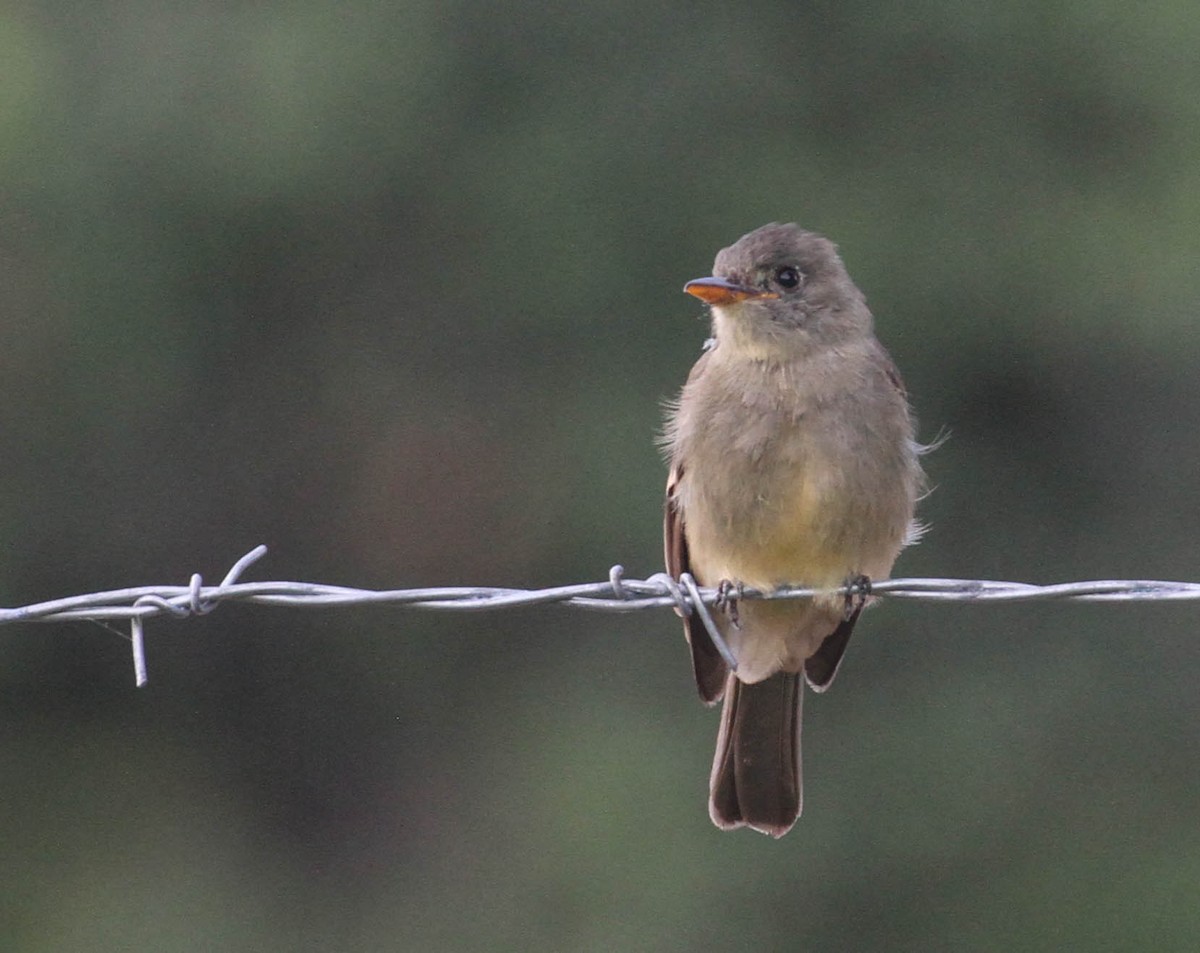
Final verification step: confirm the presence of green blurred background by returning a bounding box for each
[3,1,1200,950]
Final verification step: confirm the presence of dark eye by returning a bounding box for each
[774,266,802,290]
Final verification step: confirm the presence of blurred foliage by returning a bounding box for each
[2,1,1200,950]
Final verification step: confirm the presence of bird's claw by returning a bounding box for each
[714,579,744,629]
[843,573,872,620]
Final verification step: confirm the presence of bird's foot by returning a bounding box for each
[714,579,745,629]
[842,573,872,621]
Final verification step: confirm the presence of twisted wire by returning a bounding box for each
[4,545,1195,686]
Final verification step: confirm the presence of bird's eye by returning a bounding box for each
[774,266,802,290]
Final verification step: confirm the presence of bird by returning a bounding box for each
[662,222,925,837]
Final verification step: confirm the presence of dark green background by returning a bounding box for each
[3,2,1200,950]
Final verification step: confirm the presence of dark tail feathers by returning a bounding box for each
[708,671,803,838]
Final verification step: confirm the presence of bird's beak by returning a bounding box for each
[683,277,779,306]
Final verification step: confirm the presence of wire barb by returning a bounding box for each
[131,615,147,687]
[123,545,272,686]
[5,546,1200,687]
[608,564,629,601]
[679,572,738,671]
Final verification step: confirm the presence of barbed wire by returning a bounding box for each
[4,545,1199,687]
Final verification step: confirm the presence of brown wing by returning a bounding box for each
[884,352,909,400]
[806,349,907,691]
[665,460,728,705]
[803,608,860,692]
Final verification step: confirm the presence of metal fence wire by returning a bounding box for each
[4,545,1197,686]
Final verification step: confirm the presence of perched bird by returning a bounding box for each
[663,223,924,837]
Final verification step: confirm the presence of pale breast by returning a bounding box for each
[672,349,916,590]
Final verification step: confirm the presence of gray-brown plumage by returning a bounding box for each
[663,223,924,837]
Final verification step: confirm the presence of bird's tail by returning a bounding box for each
[708,670,803,838]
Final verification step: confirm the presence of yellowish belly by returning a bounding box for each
[685,472,859,591]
